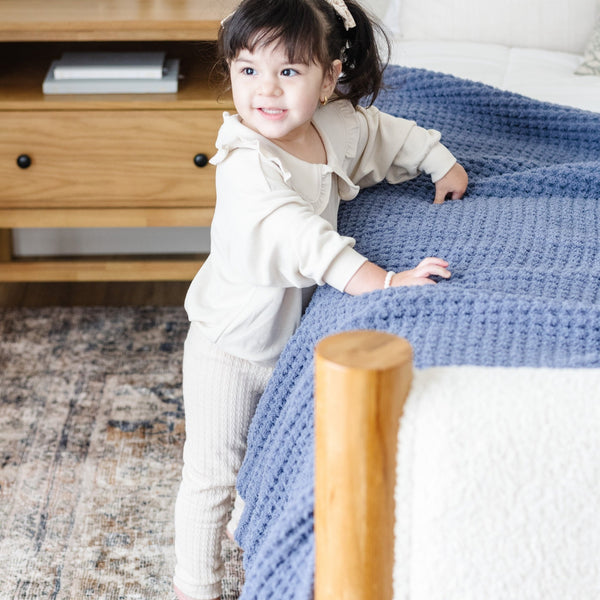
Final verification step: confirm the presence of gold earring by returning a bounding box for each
[320,96,328,106]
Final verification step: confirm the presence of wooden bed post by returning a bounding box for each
[314,330,413,600]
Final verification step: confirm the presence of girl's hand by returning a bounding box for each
[390,257,451,286]
[433,162,468,204]
[344,258,451,295]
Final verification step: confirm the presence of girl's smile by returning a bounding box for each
[258,108,287,117]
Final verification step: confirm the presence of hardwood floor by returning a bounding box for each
[0,281,189,307]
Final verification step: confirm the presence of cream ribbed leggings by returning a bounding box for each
[174,323,274,599]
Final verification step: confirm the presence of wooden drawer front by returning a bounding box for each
[0,110,223,208]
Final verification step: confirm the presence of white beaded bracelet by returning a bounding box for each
[384,271,395,289]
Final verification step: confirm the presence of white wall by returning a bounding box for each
[365,0,391,20]
[12,227,212,256]
[13,0,392,258]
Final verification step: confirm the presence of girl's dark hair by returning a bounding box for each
[216,0,390,106]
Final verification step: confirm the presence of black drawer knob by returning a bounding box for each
[17,154,32,169]
[193,153,208,168]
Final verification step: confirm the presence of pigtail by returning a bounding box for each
[334,0,390,106]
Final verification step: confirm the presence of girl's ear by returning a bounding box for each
[322,59,343,97]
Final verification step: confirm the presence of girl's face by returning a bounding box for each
[229,41,341,145]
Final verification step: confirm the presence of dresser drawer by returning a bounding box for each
[0,109,223,209]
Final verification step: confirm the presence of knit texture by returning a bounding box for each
[236,66,600,599]
[175,325,273,598]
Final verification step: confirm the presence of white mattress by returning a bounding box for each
[390,40,600,113]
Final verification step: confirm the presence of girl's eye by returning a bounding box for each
[242,67,255,75]
[281,68,299,77]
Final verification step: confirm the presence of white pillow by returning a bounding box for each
[575,15,600,74]
[387,0,599,55]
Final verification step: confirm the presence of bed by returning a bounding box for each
[231,1,600,598]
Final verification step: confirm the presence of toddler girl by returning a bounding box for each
[174,0,468,598]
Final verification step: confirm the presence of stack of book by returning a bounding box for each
[43,51,180,94]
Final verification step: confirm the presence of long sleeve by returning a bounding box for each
[347,104,457,188]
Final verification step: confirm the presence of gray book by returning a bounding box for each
[43,59,179,94]
[52,51,166,80]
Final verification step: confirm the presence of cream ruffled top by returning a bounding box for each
[184,99,456,365]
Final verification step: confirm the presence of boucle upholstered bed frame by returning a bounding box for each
[232,1,600,598]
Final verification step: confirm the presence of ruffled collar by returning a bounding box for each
[210,103,360,199]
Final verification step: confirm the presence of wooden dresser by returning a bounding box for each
[0,0,236,282]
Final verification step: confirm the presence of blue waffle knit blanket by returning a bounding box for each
[236,66,600,599]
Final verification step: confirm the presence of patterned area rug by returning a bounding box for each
[0,306,244,600]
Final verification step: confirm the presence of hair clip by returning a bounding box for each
[324,0,356,30]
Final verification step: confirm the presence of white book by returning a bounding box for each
[52,51,166,80]
[43,59,179,94]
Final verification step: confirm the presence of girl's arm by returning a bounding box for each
[343,257,450,296]
[346,105,458,189]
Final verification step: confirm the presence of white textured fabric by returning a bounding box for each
[394,366,600,600]
[390,40,600,112]
[173,324,273,599]
[389,0,599,54]
[184,100,456,366]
